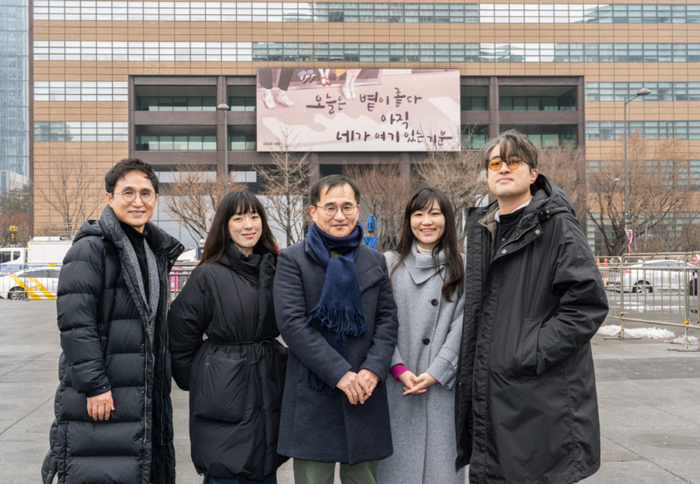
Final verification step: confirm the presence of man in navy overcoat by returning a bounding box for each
[273,174,399,484]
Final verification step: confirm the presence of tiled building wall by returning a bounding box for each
[31,0,700,250]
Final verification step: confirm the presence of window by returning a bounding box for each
[461,97,487,111]
[136,96,217,111]
[229,135,257,151]
[34,3,700,24]
[135,134,217,151]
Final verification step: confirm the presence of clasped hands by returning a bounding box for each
[336,369,379,405]
[398,370,436,396]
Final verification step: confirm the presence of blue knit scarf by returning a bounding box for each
[306,222,368,394]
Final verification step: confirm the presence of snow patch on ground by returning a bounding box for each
[671,335,699,346]
[597,324,676,340]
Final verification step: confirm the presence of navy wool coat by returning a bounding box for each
[273,240,399,464]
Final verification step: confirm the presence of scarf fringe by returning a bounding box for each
[307,372,335,395]
[308,306,368,340]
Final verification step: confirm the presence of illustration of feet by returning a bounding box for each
[262,90,276,109]
[277,91,294,107]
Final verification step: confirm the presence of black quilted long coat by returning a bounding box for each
[168,243,288,480]
[41,205,183,484]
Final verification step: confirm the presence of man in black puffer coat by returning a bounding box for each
[455,131,609,484]
[42,158,184,484]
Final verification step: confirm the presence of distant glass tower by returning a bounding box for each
[0,0,29,195]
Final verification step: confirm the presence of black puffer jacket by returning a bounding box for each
[169,243,288,480]
[42,206,184,484]
[455,175,609,484]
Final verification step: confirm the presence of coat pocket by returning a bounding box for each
[192,354,249,423]
[513,318,540,378]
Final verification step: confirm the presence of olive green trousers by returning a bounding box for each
[293,459,378,484]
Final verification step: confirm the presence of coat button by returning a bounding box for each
[423,338,430,345]
[431,299,438,306]
[535,230,540,235]
[502,249,507,254]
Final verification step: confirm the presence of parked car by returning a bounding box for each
[0,267,60,300]
[607,259,698,294]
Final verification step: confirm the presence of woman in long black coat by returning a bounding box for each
[168,191,288,484]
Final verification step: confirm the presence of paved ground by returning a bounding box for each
[2,300,700,483]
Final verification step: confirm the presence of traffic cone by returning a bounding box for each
[693,255,697,265]
[596,256,600,266]
[603,257,608,266]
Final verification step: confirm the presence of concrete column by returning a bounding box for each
[488,76,500,139]
[309,153,320,184]
[216,76,227,180]
[576,76,587,234]
[399,152,411,183]
[128,77,135,158]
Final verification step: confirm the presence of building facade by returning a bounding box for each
[0,0,30,195]
[31,1,700,251]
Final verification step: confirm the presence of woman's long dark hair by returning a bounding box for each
[390,187,464,302]
[198,190,278,266]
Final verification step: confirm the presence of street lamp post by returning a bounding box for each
[217,103,230,192]
[623,87,651,250]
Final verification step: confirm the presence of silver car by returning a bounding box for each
[0,267,60,300]
[606,259,698,294]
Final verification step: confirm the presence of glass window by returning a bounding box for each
[173,136,188,150]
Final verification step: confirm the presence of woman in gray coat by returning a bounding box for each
[377,187,466,484]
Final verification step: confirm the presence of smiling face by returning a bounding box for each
[105,170,158,232]
[309,183,359,238]
[228,211,263,256]
[410,199,446,251]
[485,143,538,206]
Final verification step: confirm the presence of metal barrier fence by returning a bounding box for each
[600,252,700,351]
[5,255,700,352]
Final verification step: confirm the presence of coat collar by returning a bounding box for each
[84,205,183,258]
[403,242,447,285]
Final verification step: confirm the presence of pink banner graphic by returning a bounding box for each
[256,69,461,152]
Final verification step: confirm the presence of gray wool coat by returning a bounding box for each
[273,240,399,464]
[377,247,466,484]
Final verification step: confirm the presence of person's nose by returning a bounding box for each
[333,209,347,221]
[131,195,144,207]
[498,162,512,175]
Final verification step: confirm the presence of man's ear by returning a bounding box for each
[105,192,113,207]
[530,169,539,184]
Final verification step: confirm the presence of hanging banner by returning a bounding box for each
[256,69,461,152]
[625,229,634,253]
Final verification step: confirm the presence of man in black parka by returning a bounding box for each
[455,130,609,484]
[42,158,184,484]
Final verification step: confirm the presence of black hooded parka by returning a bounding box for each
[168,243,288,480]
[41,205,184,484]
[455,175,609,484]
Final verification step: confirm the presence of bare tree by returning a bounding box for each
[0,187,31,247]
[587,133,694,255]
[343,162,412,252]
[537,145,587,227]
[35,155,102,226]
[415,128,489,244]
[255,125,310,247]
[163,166,246,242]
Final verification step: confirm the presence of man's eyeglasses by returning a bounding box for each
[314,204,358,217]
[488,157,529,172]
[113,189,156,203]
